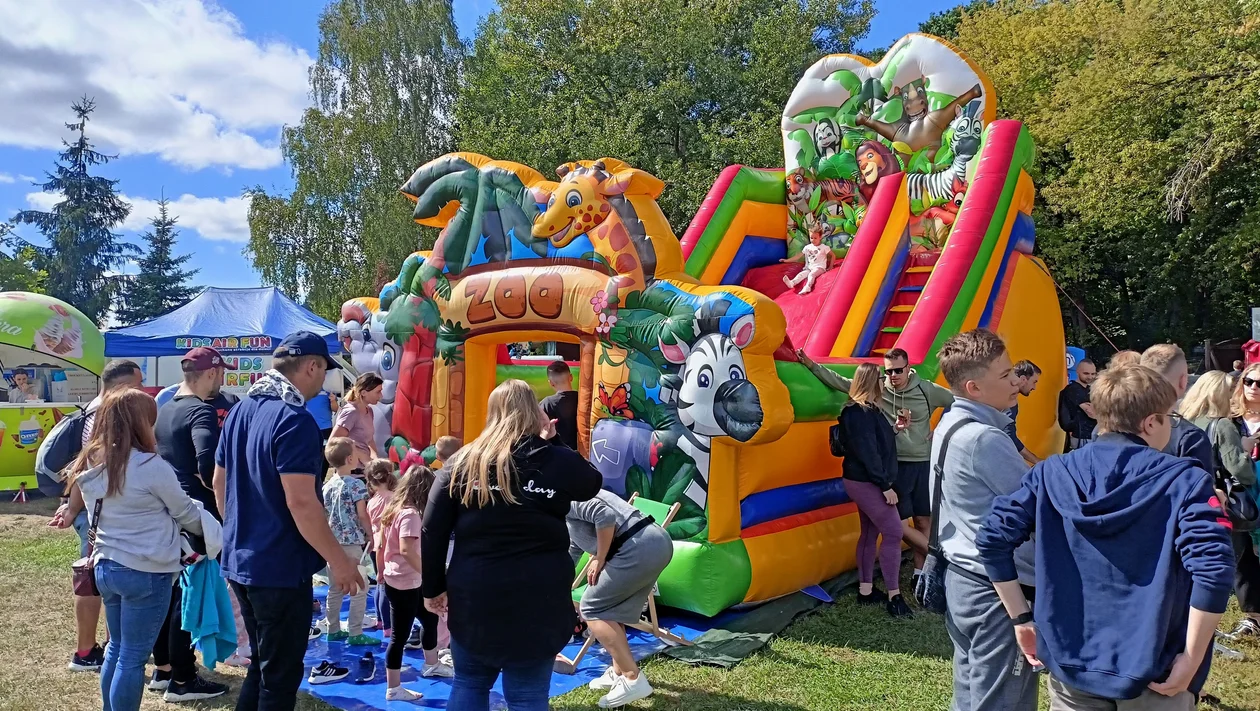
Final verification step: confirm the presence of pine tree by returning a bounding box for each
[11,98,136,325]
[116,197,199,325]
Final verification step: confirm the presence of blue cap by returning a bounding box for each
[273,331,340,370]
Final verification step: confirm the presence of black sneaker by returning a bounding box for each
[1225,617,1260,639]
[67,644,104,672]
[404,625,423,650]
[308,660,351,685]
[887,594,914,618]
[164,676,228,702]
[309,625,322,642]
[856,590,888,606]
[356,652,376,684]
[147,669,171,692]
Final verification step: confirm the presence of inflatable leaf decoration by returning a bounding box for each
[826,69,863,95]
[891,141,913,155]
[818,152,858,181]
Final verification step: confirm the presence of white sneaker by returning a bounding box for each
[438,648,452,666]
[421,661,455,678]
[385,686,423,701]
[224,652,251,667]
[599,673,653,708]
[589,665,619,691]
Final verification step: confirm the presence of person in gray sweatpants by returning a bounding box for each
[931,329,1038,711]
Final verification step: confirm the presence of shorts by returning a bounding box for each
[72,508,90,558]
[894,460,931,519]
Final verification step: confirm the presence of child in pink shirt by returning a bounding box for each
[363,460,396,637]
[379,465,452,702]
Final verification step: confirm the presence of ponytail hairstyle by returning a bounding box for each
[445,379,542,507]
[345,372,384,403]
[381,464,435,528]
[70,389,159,497]
[364,458,397,493]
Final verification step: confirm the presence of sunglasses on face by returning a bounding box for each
[885,366,907,376]
[1245,378,1260,388]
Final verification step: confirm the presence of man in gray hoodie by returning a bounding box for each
[931,328,1036,711]
[798,346,954,576]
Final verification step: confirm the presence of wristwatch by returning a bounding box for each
[1011,611,1034,626]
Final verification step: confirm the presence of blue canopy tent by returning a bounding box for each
[105,287,341,357]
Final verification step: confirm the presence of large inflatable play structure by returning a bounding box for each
[351,34,1065,617]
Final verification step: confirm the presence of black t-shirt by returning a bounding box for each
[540,390,579,450]
[156,390,239,519]
[420,436,602,665]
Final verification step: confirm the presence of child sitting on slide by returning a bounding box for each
[781,229,835,295]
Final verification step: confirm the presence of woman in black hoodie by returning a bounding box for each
[840,363,911,617]
[421,379,602,710]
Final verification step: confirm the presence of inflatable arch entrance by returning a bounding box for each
[363,33,1066,616]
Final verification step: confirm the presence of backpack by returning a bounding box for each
[34,407,88,497]
[829,410,847,457]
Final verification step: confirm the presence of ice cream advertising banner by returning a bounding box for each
[0,292,105,375]
[0,405,81,492]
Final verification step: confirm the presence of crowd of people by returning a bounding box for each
[808,330,1252,711]
[38,320,1260,711]
[46,333,677,710]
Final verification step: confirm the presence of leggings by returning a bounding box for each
[845,478,904,591]
[152,576,197,682]
[1236,532,1260,614]
[383,582,437,670]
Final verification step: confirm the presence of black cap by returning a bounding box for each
[273,331,340,370]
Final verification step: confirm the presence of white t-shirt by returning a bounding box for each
[802,243,829,272]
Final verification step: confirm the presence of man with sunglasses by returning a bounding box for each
[798,346,954,579]
[1140,344,1213,472]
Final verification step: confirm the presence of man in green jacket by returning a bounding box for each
[797,347,955,578]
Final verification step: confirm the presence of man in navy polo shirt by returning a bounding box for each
[214,332,364,710]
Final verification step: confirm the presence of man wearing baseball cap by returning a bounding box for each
[150,346,240,700]
[213,332,364,706]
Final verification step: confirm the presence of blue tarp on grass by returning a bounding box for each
[304,585,718,710]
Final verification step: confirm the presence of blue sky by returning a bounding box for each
[0,0,955,290]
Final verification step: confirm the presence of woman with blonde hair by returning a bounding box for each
[72,389,207,711]
[331,372,383,457]
[421,379,601,710]
[1225,364,1260,638]
[839,363,910,617]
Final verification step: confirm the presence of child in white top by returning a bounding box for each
[781,230,835,295]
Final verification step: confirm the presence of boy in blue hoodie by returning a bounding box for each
[976,364,1235,710]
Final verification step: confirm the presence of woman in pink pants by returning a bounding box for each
[838,363,912,617]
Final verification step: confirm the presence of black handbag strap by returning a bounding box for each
[927,417,978,550]
[85,498,103,556]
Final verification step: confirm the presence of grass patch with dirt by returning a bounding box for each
[2,497,1259,710]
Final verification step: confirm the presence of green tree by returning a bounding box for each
[455,0,874,230]
[10,99,135,325]
[950,0,1260,351]
[246,0,463,318]
[116,198,198,325]
[0,226,47,293]
[918,0,992,41]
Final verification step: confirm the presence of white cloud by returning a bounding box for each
[25,190,250,243]
[0,1,312,171]
[0,173,14,184]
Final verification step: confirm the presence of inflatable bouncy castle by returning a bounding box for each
[365,34,1066,616]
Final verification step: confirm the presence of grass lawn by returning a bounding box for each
[3,496,1259,710]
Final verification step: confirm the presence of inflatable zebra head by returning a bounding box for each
[658,299,763,443]
[949,99,984,162]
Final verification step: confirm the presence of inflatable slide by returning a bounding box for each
[359,33,1065,617]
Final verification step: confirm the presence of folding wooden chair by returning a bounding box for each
[555,493,691,674]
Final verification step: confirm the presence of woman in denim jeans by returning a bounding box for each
[70,389,204,711]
